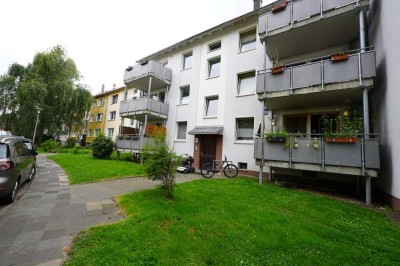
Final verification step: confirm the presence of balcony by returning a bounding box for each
[115,135,155,152]
[124,60,172,90]
[258,0,369,59]
[256,49,376,109]
[119,96,169,120]
[254,134,379,177]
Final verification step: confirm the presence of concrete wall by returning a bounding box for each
[368,0,400,209]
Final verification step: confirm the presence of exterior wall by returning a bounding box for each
[369,0,400,208]
[86,96,107,144]
[151,17,265,172]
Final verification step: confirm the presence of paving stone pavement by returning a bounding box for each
[0,154,201,266]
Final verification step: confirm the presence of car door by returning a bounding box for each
[14,142,34,183]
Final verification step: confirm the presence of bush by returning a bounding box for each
[41,139,61,153]
[92,133,114,159]
[66,137,77,148]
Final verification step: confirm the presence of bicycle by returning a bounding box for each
[201,156,238,178]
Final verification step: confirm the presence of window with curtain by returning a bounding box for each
[107,128,114,137]
[177,122,187,140]
[180,86,190,104]
[109,111,116,120]
[236,118,254,140]
[240,30,256,52]
[238,71,256,95]
[111,95,118,104]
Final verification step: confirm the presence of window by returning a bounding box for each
[180,86,190,104]
[183,52,193,70]
[89,115,94,122]
[240,29,256,52]
[14,142,28,156]
[208,57,221,78]
[205,96,219,117]
[177,122,187,140]
[209,41,221,52]
[238,71,256,95]
[96,113,103,122]
[236,118,254,140]
[111,95,118,104]
[88,129,92,137]
[107,128,114,137]
[238,162,248,170]
[109,111,116,120]
[97,98,105,107]
[94,129,101,137]
[124,91,128,101]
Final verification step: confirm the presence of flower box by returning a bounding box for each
[325,137,358,143]
[271,2,288,13]
[271,66,284,75]
[331,53,349,62]
[267,137,287,143]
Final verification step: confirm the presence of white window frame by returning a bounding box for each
[182,51,193,70]
[239,29,257,53]
[111,94,118,104]
[176,122,187,140]
[208,57,221,78]
[96,113,103,122]
[89,115,94,122]
[107,128,114,137]
[88,129,92,137]
[94,129,101,137]
[97,98,105,107]
[205,96,219,117]
[237,71,256,96]
[236,117,254,141]
[109,111,116,120]
[208,41,221,52]
[180,85,190,105]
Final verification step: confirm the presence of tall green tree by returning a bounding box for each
[0,45,93,142]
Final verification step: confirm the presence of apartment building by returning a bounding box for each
[86,92,107,144]
[116,0,399,209]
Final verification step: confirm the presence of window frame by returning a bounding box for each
[109,111,116,121]
[236,117,255,141]
[182,51,193,70]
[96,113,103,122]
[94,129,101,137]
[208,57,221,78]
[205,96,219,117]
[179,85,190,105]
[111,94,118,104]
[107,128,114,137]
[237,71,256,96]
[208,41,221,52]
[176,121,188,140]
[239,28,257,53]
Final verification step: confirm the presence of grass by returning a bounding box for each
[64,178,400,265]
[48,152,144,184]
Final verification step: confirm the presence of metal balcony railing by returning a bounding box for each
[119,96,169,118]
[256,48,376,94]
[124,60,172,85]
[259,0,364,36]
[115,135,155,151]
[254,134,380,175]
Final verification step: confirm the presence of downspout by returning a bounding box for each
[359,10,371,205]
[140,76,152,163]
[259,42,267,185]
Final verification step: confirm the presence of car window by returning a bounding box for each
[23,141,33,150]
[14,142,29,156]
[0,144,8,159]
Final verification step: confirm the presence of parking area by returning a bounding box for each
[0,154,200,265]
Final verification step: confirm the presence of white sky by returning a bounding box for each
[0,0,272,94]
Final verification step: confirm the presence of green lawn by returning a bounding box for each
[48,153,144,184]
[65,178,400,265]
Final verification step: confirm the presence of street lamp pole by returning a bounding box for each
[32,108,41,145]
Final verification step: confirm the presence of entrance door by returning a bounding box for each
[200,136,217,166]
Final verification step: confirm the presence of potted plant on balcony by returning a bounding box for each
[266,129,288,142]
[323,111,363,143]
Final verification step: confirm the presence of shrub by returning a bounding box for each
[92,133,114,159]
[41,139,61,153]
[66,137,77,148]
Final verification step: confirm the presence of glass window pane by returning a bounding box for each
[237,118,254,140]
[180,86,190,104]
[238,72,256,95]
[0,144,7,159]
[183,52,192,69]
[209,58,220,78]
[240,30,256,52]
[206,97,218,117]
[209,42,221,52]
[177,122,187,140]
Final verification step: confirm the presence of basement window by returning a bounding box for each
[238,162,248,170]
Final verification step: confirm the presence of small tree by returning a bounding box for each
[66,137,77,148]
[92,133,114,159]
[141,133,180,198]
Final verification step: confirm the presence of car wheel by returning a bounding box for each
[27,167,36,182]
[4,179,19,204]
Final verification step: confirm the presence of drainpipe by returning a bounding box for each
[259,43,267,185]
[359,10,371,205]
[140,76,152,163]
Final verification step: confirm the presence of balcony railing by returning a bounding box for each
[124,60,172,85]
[119,96,169,118]
[254,134,380,176]
[256,49,376,94]
[259,0,364,36]
[115,135,155,151]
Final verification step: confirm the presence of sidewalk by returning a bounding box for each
[0,154,201,266]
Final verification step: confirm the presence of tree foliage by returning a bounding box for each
[142,134,181,198]
[0,45,93,143]
[92,133,114,159]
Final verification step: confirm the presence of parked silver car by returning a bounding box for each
[0,136,37,203]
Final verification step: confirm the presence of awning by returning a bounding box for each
[188,126,223,135]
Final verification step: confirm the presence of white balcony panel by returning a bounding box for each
[323,0,357,12]
[293,0,320,22]
[292,63,322,89]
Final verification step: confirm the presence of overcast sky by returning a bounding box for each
[0,0,272,94]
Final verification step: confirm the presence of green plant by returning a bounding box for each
[40,139,61,152]
[66,137,77,148]
[265,129,288,139]
[141,133,181,198]
[92,133,114,159]
[322,111,363,138]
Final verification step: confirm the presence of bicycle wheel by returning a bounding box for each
[201,163,214,178]
[224,164,238,178]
